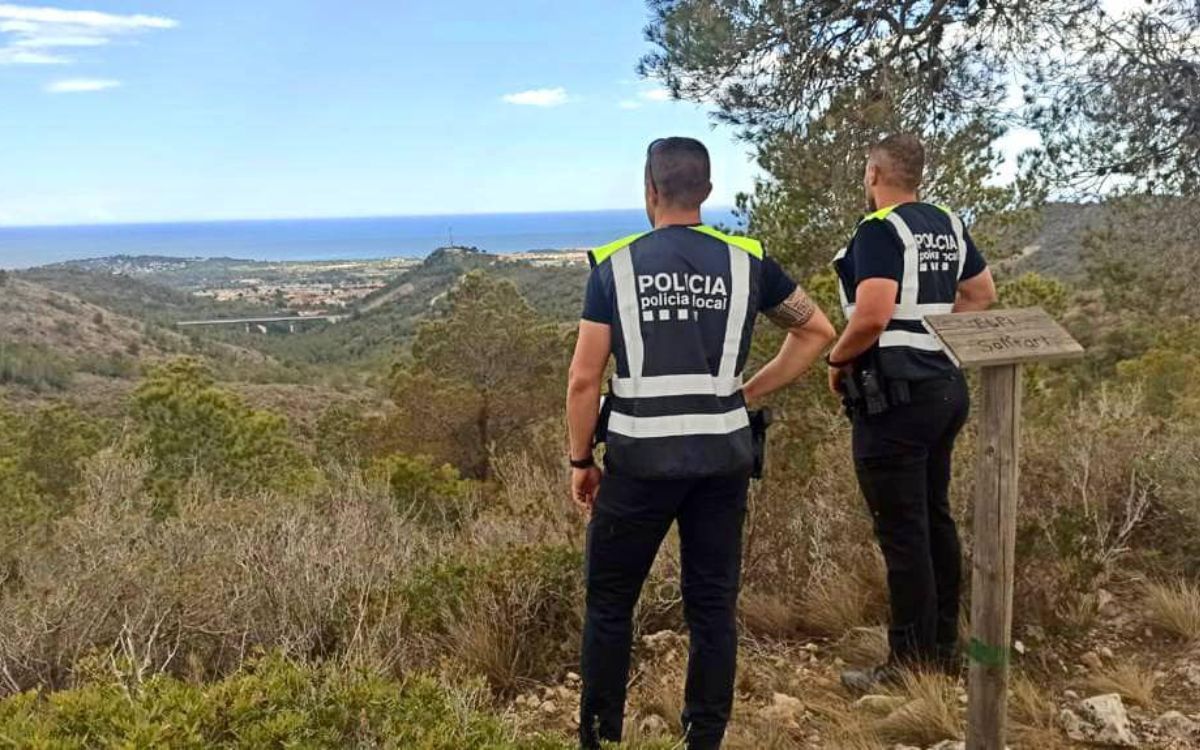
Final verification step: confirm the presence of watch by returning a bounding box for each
[825,353,852,369]
[569,455,595,470]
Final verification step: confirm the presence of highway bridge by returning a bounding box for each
[176,314,345,332]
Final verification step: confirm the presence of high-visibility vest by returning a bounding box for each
[589,225,764,480]
[833,203,969,365]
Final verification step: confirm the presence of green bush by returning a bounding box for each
[0,343,73,391]
[0,653,570,749]
[371,453,475,527]
[131,357,315,499]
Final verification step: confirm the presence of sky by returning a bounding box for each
[0,0,765,226]
[0,0,1146,227]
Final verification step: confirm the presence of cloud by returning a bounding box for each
[0,3,177,66]
[638,88,671,103]
[618,99,641,110]
[501,87,571,107]
[45,77,119,92]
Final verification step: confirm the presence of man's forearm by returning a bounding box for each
[566,381,601,460]
[744,330,828,403]
[828,316,886,365]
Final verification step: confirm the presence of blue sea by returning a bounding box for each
[0,208,740,269]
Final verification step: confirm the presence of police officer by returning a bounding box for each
[827,134,998,692]
[567,137,835,749]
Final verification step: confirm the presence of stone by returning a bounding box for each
[757,692,804,727]
[1064,689,1080,701]
[1099,646,1115,660]
[1013,639,1027,655]
[1153,711,1198,741]
[928,742,966,750]
[1080,694,1139,747]
[539,700,558,716]
[1180,662,1200,688]
[1058,708,1088,742]
[641,630,680,653]
[853,694,908,714]
[757,693,804,729]
[565,671,581,685]
[638,714,668,736]
[1081,651,1104,672]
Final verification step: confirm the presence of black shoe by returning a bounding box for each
[840,663,902,695]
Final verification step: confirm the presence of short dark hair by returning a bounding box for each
[870,133,925,191]
[646,137,711,207]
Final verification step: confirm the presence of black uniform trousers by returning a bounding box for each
[579,470,749,750]
[851,370,969,667]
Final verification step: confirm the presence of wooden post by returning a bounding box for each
[966,364,1021,749]
[923,308,1083,750]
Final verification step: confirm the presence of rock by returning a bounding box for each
[641,630,681,653]
[1064,689,1080,701]
[1153,711,1198,741]
[565,671,581,685]
[1097,588,1119,617]
[638,714,668,736]
[928,742,966,750]
[889,745,920,750]
[554,685,571,700]
[1059,708,1089,742]
[1014,640,1027,655]
[538,700,558,716]
[853,694,908,714]
[757,692,804,727]
[1180,662,1200,688]
[1080,694,1139,747]
[1081,651,1105,672]
[1099,646,1115,660]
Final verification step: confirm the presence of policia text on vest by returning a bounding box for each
[827,134,998,695]
[566,136,835,750]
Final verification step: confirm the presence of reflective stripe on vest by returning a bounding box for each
[838,208,967,352]
[605,227,756,438]
[607,407,750,439]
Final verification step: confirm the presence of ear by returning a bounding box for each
[865,162,879,186]
[701,181,713,203]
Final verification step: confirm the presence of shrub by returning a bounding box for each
[0,343,73,391]
[0,653,561,749]
[131,357,314,498]
[370,453,476,528]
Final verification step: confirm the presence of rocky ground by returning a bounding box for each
[505,592,1200,749]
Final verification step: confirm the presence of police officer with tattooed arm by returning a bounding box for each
[827,134,998,693]
[566,137,835,749]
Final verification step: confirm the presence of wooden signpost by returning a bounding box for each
[923,307,1084,750]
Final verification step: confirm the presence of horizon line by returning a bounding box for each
[0,205,741,232]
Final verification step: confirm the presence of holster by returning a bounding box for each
[593,394,612,447]
[749,407,773,479]
[840,349,911,420]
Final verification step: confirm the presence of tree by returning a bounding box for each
[639,0,1059,275]
[131,358,313,497]
[1028,1,1200,195]
[388,272,564,480]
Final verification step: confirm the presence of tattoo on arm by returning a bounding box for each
[765,287,816,330]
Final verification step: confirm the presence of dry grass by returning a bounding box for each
[630,671,685,736]
[1084,661,1158,709]
[835,626,889,667]
[1144,579,1200,642]
[874,670,962,746]
[1010,674,1071,749]
[739,590,802,639]
[798,555,887,637]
